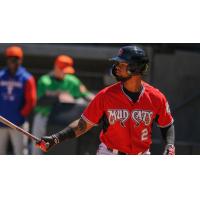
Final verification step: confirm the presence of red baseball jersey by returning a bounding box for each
[82,81,174,155]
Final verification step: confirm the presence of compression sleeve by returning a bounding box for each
[160,124,175,145]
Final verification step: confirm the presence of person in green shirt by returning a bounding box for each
[32,55,94,154]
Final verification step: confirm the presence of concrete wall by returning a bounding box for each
[152,50,200,145]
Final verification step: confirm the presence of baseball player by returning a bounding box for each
[36,46,175,155]
[0,46,37,154]
[32,55,94,154]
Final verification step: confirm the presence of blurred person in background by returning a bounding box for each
[58,55,94,101]
[32,55,94,154]
[0,46,37,155]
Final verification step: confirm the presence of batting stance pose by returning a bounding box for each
[37,46,175,155]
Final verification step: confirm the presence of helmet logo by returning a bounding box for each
[118,48,124,56]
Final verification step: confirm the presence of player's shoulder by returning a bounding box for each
[0,67,7,77]
[64,74,80,84]
[18,66,33,80]
[143,81,166,100]
[91,82,120,102]
[98,82,121,95]
[38,74,52,85]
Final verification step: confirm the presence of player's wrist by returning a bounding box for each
[54,127,76,143]
[37,136,57,152]
[38,126,77,152]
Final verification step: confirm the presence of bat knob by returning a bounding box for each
[38,140,49,152]
[45,142,50,149]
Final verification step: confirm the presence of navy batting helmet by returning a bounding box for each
[110,46,149,76]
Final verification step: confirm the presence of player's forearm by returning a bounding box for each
[160,124,175,145]
[69,118,91,137]
[37,118,93,152]
[20,98,36,117]
[161,124,175,155]
[51,118,92,144]
[21,77,37,117]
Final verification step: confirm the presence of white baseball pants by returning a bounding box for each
[97,143,151,155]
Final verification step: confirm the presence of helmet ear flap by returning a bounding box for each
[111,63,117,76]
[127,63,149,75]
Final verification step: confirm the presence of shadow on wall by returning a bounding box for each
[151,50,200,154]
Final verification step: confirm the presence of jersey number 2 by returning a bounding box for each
[141,128,148,141]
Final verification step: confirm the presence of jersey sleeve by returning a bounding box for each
[72,77,91,99]
[157,93,174,128]
[37,77,47,99]
[66,75,85,98]
[82,91,105,126]
[72,81,85,98]
[79,83,91,98]
[20,76,37,117]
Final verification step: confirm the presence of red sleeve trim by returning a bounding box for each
[21,76,37,117]
[157,119,174,128]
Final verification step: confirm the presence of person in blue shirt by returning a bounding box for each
[0,46,37,154]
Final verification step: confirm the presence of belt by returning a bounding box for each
[107,147,150,155]
[107,147,127,155]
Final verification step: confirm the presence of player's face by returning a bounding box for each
[54,66,65,80]
[6,57,22,74]
[115,62,129,76]
[113,62,131,82]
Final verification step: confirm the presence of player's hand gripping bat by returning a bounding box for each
[0,115,49,152]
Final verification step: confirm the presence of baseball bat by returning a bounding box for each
[0,116,49,152]
[0,115,40,142]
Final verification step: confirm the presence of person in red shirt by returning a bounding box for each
[36,46,175,155]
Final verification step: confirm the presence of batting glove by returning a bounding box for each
[163,144,175,155]
[36,135,60,152]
